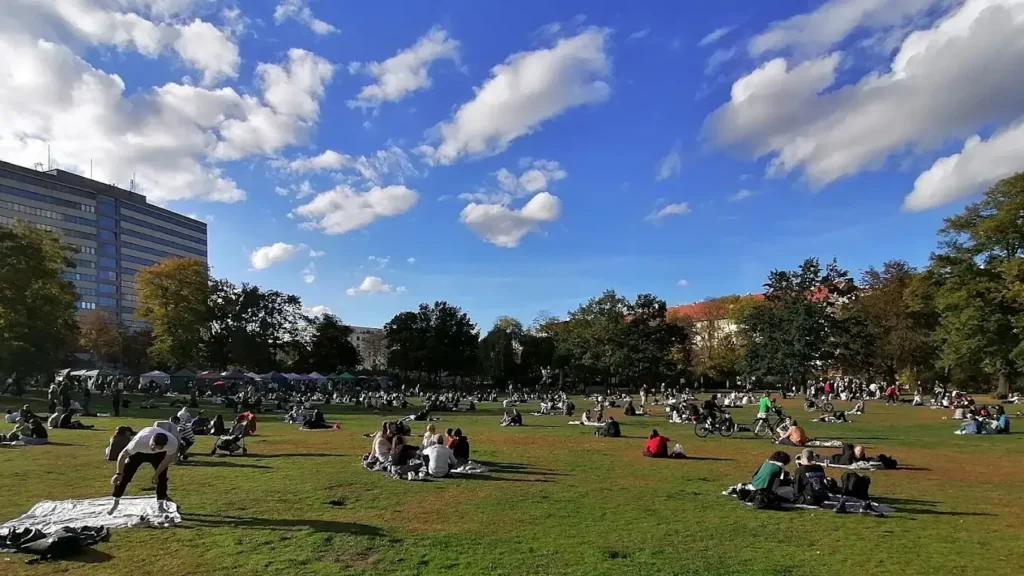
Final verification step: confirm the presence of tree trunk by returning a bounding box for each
[997,372,1010,396]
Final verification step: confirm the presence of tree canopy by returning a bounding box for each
[135,257,211,369]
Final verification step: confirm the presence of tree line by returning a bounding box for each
[3,174,1024,393]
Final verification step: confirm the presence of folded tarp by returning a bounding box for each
[1,496,181,533]
[721,485,896,514]
[0,526,109,561]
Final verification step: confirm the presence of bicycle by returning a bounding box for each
[694,411,736,438]
[803,397,834,413]
[752,409,790,438]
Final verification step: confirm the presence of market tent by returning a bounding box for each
[339,372,356,380]
[140,370,170,384]
[291,374,314,381]
[244,372,261,380]
[196,370,219,380]
[220,370,248,380]
[70,369,89,377]
[307,372,328,383]
[259,371,288,384]
[282,373,301,380]
[169,369,196,393]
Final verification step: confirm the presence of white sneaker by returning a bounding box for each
[107,498,120,515]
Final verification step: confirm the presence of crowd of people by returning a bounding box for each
[362,420,474,480]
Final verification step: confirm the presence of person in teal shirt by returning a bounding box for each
[751,451,791,490]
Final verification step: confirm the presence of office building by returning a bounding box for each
[0,159,208,328]
[349,326,385,369]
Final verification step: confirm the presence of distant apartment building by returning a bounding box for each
[0,159,208,328]
[667,293,765,344]
[349,326,385,369]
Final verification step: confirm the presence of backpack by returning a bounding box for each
[750,489,779,510]
[875,454,898,469]
[841,472,871,500]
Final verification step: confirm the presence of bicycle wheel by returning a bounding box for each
[719,420,736,437]
[803,401,815,412]
[752,419,769,437]
[694,421,711,438]
[822,402,834,412]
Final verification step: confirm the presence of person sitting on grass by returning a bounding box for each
[106,426,135,461]
[422,424,440,449]
[849,400,865,415]
[595,417,622,438]
[209,414,227,436]
[776,420,807,446]
[301,407,330,429]
[643,429,670,458]
[190,412,210,436]
[500,409,524,427]
[58,408,94,430]
[563,400,575,417]
[622,399,637,417]
[176,406,193,426]
[995,412,1011,434]
[4,409,18,424]
[750,450,791,496]
[791,449,829,506]
[422,436,457,478]
[47,408,62,429]
[955,416,980,435]
[447,428,470,467]
[285,406,305,424]
[171,415,195,461]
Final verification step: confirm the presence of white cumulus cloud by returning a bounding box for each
[250,242,305,270]
[707,0,1024,197]
[427,28,611,164]
[348,27,460,108]
[677,279,691,287]
[656,141,683,181]
[904,118,1024,211]
[461,192,562,248]
[346,275,392,295]
[647,202,690,221]
[274,0,337,35]
[292,185,419,235]
[699,26,735,47]
[407,257,416,264]
[303,304,332,316]
[729,189,754,202]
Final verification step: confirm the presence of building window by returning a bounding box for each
[0,199,96,226]
[62,271,96,282]
[121,255,161,267]
[76,301,97,310]
[77,287,97,297]
[98,256,117,269]
[98,297,117,307]
[122,293,136,302]
[77,246,96,255]
[0,184,97,214]
[97,270,117,281]
[98,283,117,294]
[121,202,206,235]
[98,243,116,256]
[98,230,116,242]
[121,216,207,251]
[98,216,117,229]
[97,200,116,216]
[73,259,96,269]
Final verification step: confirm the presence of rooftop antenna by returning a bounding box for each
[90,159,93,179]
[129,173,136,192]
[47,145,51,170]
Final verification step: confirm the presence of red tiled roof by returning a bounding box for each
[667,293,764,322]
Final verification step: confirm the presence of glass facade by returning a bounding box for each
[1,159,207,326]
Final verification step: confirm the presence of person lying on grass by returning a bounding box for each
[814,411,849,423]
[849,400,865,415]
[775,420,807,446]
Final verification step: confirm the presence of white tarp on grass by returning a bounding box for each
[1,496,181,534]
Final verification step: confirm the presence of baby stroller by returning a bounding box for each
[210,415,252,456]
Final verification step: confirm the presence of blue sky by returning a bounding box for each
[5,0,1024,330]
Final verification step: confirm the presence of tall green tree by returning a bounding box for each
[844,260,936,383]
[292,313,360,374]
[79,310,122,367]
[739,258,855,388]
[0,224,79,389]
[479,317,526,387]
[383,302,478,382]
[931,173,1024,394]
[136,257,210,369]
[205,279,304,371]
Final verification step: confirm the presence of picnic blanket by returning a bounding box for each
[1,497,181,534]
[451,462,490,475]
[805,439,845,448]
[721,485,896,514]
[567,421,603,426]
[821,460,884,470]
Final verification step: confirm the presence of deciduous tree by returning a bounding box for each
[135,257,210,369]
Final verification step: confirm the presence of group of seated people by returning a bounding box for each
[955,405,1011,435]
[46,407,94,430]
[744,448,879,510]
[364,421,470,479]
[1,406,48,445]
[500,409,524,427]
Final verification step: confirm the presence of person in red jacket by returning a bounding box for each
[643,429,669,458]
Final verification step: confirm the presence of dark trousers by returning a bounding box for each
[777,437,798,446]
[112,451,169,500]
[112,392,122,417]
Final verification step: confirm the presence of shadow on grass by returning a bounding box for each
[474,461,568,477]
[874,497,995,517]
[185,460,271,469]
[895,466,931,471]
[253,453,345,459]
[683,456,734,462]
[70,548,115,564]
[187,513,386,535]
[454,474,553,483]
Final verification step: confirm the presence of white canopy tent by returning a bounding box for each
[140,370,170,384]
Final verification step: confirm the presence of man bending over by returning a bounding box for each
[109,426,178,513]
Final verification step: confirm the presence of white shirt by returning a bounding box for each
[176,407,193,425]
[422,444,457,477]
[124,426,179,456]
[4,413,19,424]
[373,435,392,460]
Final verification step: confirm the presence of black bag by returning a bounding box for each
[876,454,898,469]
[841,472,871,499]
[751,489,779,510]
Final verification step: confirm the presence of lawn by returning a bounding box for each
[1,393,1022,576]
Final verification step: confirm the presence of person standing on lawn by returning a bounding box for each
[112,379,124,417]
[109,426,177,513]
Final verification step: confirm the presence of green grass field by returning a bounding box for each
[1,393,1022,576]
